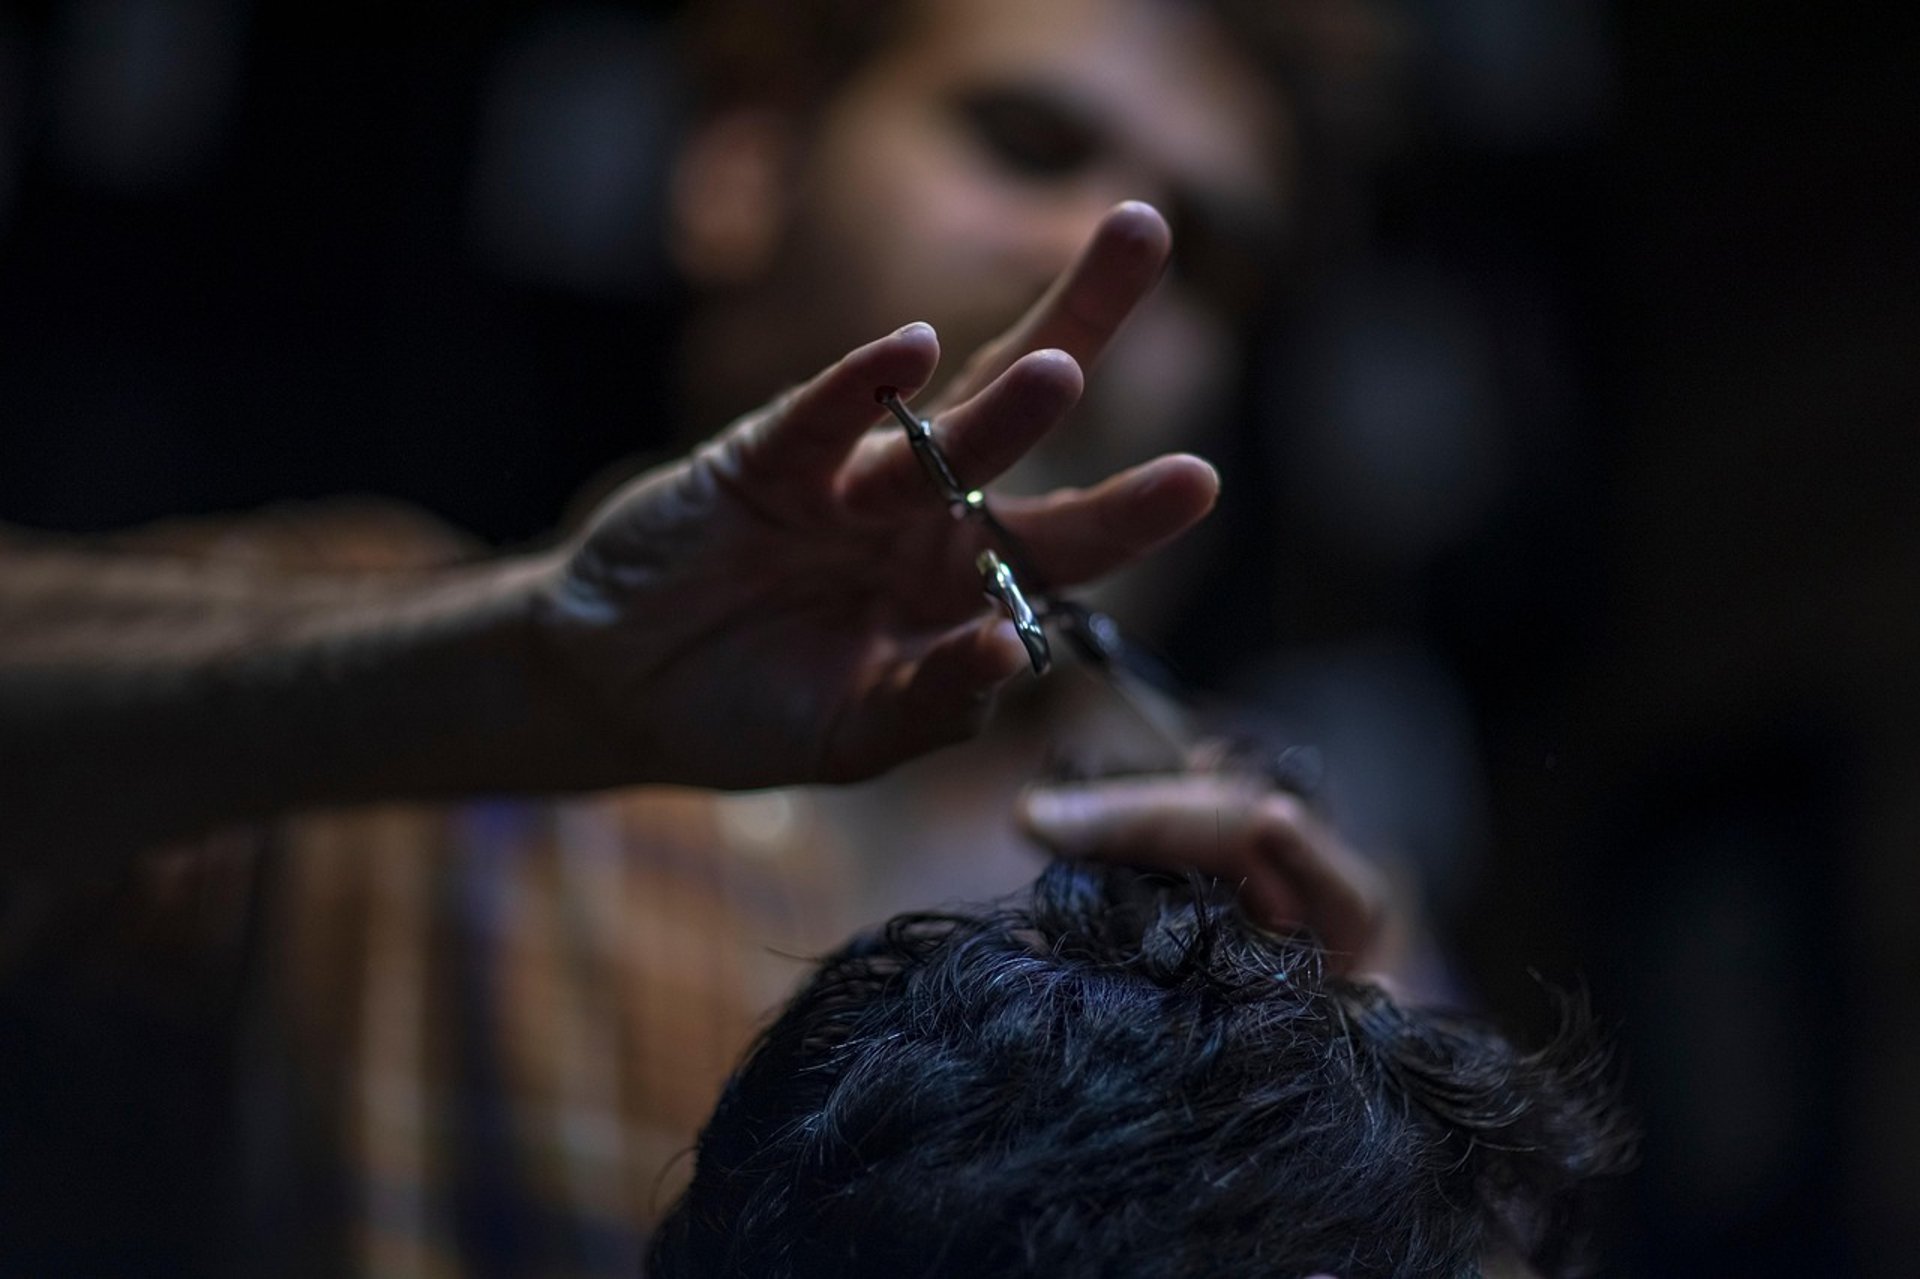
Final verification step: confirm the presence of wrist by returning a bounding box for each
[230,550,593,807]
[512,542,695,791]
[379,548,609,796]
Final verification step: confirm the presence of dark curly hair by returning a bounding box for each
[648,862,1634,1278]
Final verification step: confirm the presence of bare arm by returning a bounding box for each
[3,204,1210,879]
[0,543,568,874]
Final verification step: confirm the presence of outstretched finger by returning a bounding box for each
[989,453,1219,589]
[931,202,1170,413]
[837,349,1084,520]
[730,323,942,487]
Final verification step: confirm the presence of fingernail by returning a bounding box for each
[1021,786,1085,831]
[1133,455,1218,500]
[897,321,934,339]
[1023,788,1063,828]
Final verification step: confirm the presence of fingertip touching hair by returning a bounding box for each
[649,861,1636,1278]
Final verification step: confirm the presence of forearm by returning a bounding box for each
[0,545,581,876]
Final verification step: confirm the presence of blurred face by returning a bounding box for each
[689,0,1292,490]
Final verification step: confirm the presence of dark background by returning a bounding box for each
[2,0,1915,1273]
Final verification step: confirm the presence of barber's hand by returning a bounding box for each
[531,204,1216,788]
[1016,771,1391,976]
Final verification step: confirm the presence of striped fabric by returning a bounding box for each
[1,506,854,1277]
[249,787,852,1277]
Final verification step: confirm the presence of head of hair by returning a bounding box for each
[649,861,1635,1279]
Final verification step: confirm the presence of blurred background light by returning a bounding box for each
[467,6,677,297]
[48,0,243,190]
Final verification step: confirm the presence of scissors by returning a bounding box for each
[876,386,1204,764]
[876,385,1327,797]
